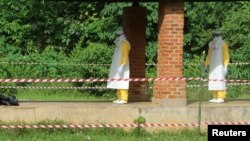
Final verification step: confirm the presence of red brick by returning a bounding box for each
[153,0,186,101]
[124,7,148,102]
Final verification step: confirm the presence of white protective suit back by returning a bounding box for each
[208,36,226,90]
[107,35,130,89]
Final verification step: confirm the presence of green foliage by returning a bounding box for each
[146,42,157,64]
[0,1,249,99]
[183,55,202,78]
[133,108,146,138]
[0,127,207,141]
[184,2,250,57]
[133,116,146,124]
[70,42,112,78]
[69,42,114,96]
[0,48,66,78]
[184,2,250,99]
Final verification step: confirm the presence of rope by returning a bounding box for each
[0,61,249,66]
[0,86,107,90]
[0,77,249,83]
[0,82,249,90]
[186,83,250,88]
[186,62,250,66]
[0,122,249,129]
[0,61,110,66]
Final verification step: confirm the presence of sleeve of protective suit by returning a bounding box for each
[120,40,131,66]
[204,47,211,67]
[222,42,230,67]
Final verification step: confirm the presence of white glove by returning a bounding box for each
[223,66,228,75]
[117,65,123,75]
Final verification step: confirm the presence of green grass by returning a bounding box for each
[1,83,116,101]
[16,89,115,102]
[186,85,250,101]
[233,94,250,99]
[0,128,207,141]
[16,86,249,102]
[0,120,207,141]
[1,82,249,102]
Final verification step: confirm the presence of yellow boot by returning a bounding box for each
[116,89,128,104]
[113,90,121,103]
[215,90,226,103]
[209,90,225,103]
[208,91,218,103]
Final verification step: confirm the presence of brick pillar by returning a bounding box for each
[123,6,149,102]
[153,0,186,106]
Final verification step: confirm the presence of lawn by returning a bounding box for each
[0,128,207,141]
[1,82,248,102]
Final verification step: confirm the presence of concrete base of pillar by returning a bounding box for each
[1,101,249,124]
[128,94,149,102]
[152,98,187,107]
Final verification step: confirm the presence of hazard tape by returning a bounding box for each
[0,61,249,66]
[0,61,110,66]
[229,62,250,65]
[0,122,249,129]
[0,83,249,90]
[0,77,249,83]
[145,63,157,66]
[186,62,250,66]
[187,83,250,88]
[0,86,107,90]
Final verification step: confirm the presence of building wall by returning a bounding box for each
[153,0,186,106]
[123,6,149,102]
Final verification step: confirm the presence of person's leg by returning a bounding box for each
[217,90,226,101]
[117,89,121,100]
[212,90,226,103]
[209,91,218,102]
[213,91,218,99]
[118,89,128,104]
[113,89,121,103]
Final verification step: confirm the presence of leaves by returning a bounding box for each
[0,1,249,86]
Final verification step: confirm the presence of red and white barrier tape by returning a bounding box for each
[186,83,250,88]
[0,61,249,66]
[229,62,250,65]
[0,86,107,90]
[0,61,110,66]
[0,122,249,129]
[0,77,249,83]
[0,83,249,90]
[186,62,250,66]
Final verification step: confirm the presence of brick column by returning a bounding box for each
[153,0,186,106]
[123,6,149,102]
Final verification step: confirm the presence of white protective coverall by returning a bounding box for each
[205,33,230,103]
[107,32,131,103]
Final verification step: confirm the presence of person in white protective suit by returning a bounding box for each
[107,28,131,104]
[204,30,230,103]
